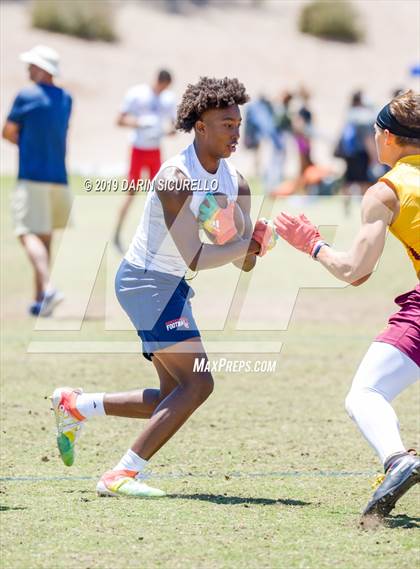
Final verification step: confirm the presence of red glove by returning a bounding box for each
[252,218,278,257]
[274,212,323,257]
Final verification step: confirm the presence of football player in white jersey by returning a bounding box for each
[51,77,278,497]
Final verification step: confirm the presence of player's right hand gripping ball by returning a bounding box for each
[252,218,278,257]
[199,193,238,245]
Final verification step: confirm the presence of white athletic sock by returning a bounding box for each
[75,392,105,419]
[113,449,148,473]
[345,342,419,465]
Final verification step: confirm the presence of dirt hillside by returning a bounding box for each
[1,1,419,177]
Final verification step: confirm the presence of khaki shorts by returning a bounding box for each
[11,180,73,236]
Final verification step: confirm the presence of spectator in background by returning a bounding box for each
[263,90,293,194]
[334,90,376,214]
[244,94,275,179]
[293,85,313,175]
[114,69,176,253]
[2,45,73,316]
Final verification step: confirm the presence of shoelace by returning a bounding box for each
[56,406,84,435]
[60,420,83,433]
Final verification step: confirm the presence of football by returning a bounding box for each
[200,193,246,244]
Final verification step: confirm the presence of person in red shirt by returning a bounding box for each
[114,69,176,253]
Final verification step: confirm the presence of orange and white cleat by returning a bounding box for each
[96,470,166,498]
[50,387,86,467]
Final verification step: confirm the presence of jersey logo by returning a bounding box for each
[165,317,190,331]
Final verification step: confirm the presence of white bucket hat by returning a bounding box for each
[20,45,60,77]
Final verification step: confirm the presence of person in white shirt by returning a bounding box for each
[51,77,278,498]
[114,69,176,252]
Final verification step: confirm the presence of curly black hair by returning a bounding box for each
[176,76,249,132]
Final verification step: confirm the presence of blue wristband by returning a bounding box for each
[312,240,329,259]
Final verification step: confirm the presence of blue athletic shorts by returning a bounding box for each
[115,259,200,360]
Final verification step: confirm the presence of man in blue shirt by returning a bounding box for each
[2,45,73,316]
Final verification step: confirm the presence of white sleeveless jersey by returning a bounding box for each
[125,143,239,276]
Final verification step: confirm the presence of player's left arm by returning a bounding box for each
[232,173,257,272]
[316,182,396,285]
[275,181,397,286]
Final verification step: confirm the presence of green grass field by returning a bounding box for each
[1,176,419,569]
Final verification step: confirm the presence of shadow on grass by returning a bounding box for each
[0,505,27,512]
[386,514,420,529]
[168,493,311,506]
